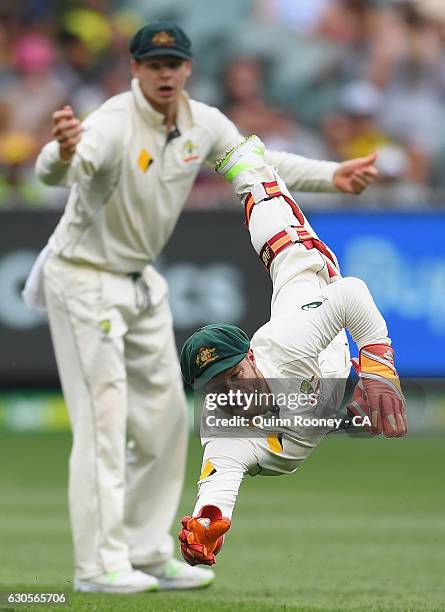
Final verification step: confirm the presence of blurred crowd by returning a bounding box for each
[1,0,445,210]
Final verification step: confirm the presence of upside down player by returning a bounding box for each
[178,136,408,566]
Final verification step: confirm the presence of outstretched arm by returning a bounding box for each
[205,110,378,195]
[179,438,253,566]
[266,150,378,195]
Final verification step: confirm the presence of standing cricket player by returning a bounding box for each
[178,136,408,566]
[27,20,379,593]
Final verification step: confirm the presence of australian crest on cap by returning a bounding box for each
[196,347,218,368]
[152,31,176,46]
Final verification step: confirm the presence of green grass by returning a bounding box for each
[0,433,444,611]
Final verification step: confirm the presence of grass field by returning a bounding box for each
[0,432,444,612]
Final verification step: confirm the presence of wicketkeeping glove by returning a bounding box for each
[347,344,408,438]
[179,505,231,566]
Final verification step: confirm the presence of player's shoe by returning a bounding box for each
[74,569,159,593]
[136,558,215,590]
[215,135,265,182]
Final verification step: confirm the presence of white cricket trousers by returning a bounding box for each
[43,253,188,579]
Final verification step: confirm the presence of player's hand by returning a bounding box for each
[333,153,378,194]
[52,105,82,161]
[347,344,408,438]
[179,505,231,566]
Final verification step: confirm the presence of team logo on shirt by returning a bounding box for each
[99,319,112,341]
[195,347,218,368]
[152,31,176,47]
[182,139,199,162]
[301,296,327,310]
[300,376,320,400]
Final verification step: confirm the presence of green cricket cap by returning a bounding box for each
[129,21,192,61]
[180,324,250,388]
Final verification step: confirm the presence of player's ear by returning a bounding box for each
[130,59,139,77]
[246,348,256,368]
[184,59,192,78]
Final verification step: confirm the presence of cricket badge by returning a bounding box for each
[152,31,176,46]
[195,347,218,369]
[300,376,320,401]
[99,319,112,342]
[182,139,199,162]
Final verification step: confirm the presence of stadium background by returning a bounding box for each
[0,1,444,610]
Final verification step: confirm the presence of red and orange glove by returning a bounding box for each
[347,344,408,438]
[179,505,231,566]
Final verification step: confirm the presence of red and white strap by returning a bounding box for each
[244,181,340,279]
[244,180,305,226]
[259,226,340,278]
